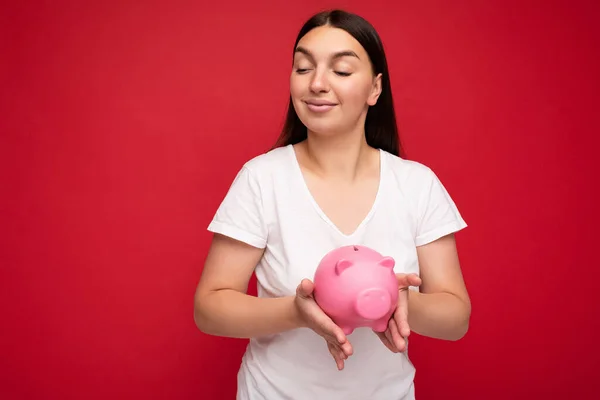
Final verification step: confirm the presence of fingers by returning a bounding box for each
[376,278,412,354]
[395,273,422,289]
[296,279,314,298]
[296,279,353,360]
[388,318,406,352]
[295,278,355,368]
[327,341,346,370]
[339,339,353,357]
[323,332,345,349]
[396,310,411,338]
[322,329,352,356]
[373,329,398,353]
[395,288,411,339]
[325,327,353,370]
[314,313,348,347]
[380,329,398,353]
[310,304,349,348]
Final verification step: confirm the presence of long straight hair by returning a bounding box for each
[273,9,403,158]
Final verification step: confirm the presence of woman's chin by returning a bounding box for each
[301,120,344,137]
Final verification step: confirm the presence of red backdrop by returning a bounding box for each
[1,1,599,399]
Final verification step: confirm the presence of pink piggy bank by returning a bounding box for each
[313,245,398,335]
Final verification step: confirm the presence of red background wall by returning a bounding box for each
[1,1,599,399]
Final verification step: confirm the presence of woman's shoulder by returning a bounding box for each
[241,145,293,176]
[381,149,438,185]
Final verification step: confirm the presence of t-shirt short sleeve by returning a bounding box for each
[415,168,467,246]
[207,166,268,249]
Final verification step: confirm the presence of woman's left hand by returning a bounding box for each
[374,273,422,353]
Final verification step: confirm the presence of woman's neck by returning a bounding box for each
[296,128,378,182]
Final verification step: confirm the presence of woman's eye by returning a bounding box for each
[294,68,351,76]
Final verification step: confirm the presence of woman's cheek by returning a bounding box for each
[339,82,371,110]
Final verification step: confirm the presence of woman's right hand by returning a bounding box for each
[294,279,353,370]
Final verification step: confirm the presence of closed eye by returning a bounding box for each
[294,69,352,76]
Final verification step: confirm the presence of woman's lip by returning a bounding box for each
[305,103,336,112]
[304,100,337,106]
[304,100,337,112]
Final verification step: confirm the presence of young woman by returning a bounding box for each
[194,9,471,400]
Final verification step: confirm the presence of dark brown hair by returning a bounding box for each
[273,9,403,157]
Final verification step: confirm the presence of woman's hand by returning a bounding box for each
[374,273,422,353]
[295,279,353,370]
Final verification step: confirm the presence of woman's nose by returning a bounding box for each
[309,69,330,93]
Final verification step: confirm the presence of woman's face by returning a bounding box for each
[290,26,382,137]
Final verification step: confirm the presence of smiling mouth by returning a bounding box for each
[304,100,337,112]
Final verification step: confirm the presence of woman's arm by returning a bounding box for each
[408,233,471,341]
[194,233,302,338]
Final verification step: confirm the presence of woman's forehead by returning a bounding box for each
[296,26,367,60]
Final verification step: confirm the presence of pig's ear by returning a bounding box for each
[378,257,395,269]
[335,259,353,275]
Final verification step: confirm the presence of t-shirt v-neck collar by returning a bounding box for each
[286,144,386,238]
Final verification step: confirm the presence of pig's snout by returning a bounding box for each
[354,288,392,320]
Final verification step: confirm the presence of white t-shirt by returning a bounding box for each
[207,144,467,400]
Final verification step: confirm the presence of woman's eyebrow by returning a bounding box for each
[294,46,360,60]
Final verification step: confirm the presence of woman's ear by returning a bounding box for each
[367,73,382,106]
